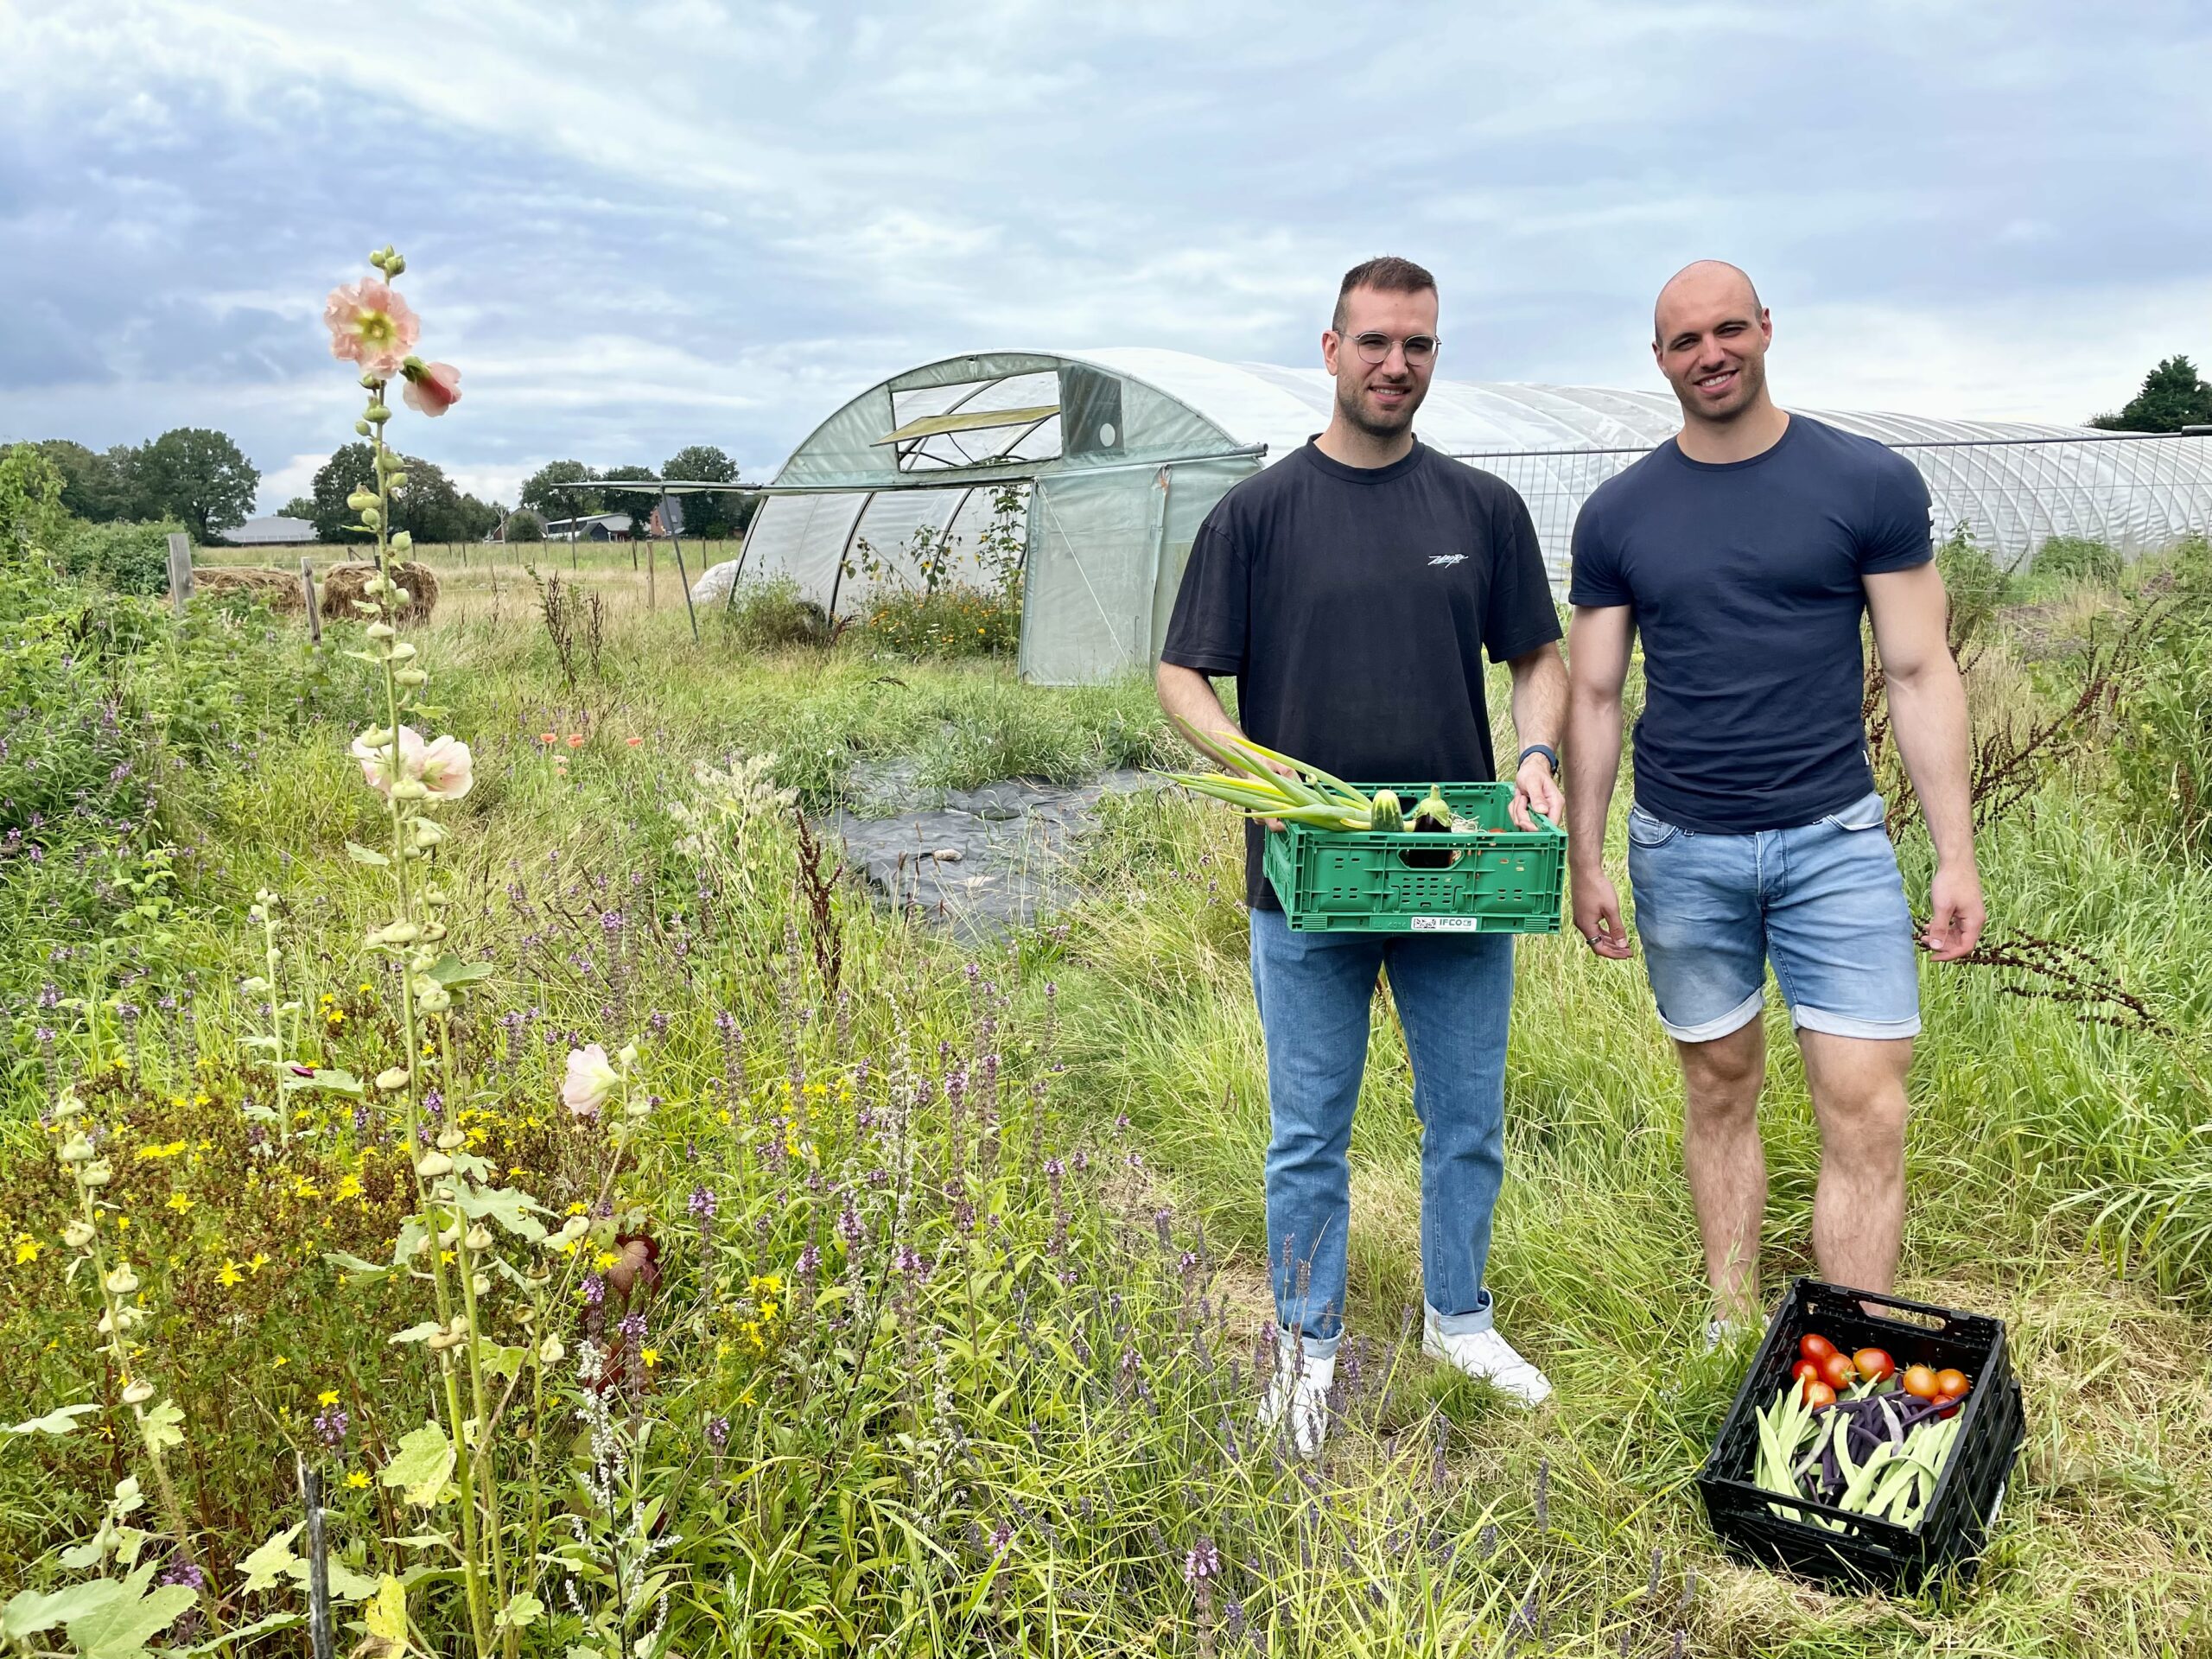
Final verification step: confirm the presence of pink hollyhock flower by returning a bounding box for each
[324,279,420,378]
[419,735,474,800]
[402,359,462,416]
[350,725,428,798]
[563,1045,620,1118]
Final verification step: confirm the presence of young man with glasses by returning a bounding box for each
[1566,260,1985,1338]
[1157,256,1569,1451]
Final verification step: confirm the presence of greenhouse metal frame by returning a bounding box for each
[696,347,2212,684]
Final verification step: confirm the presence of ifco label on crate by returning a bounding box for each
[1408,916,1483,931]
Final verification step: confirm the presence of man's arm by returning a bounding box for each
[1504,643,1567,831]
[1565,604,1635,959]
[1866,563,1985,961]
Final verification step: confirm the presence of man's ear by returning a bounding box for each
[1321,330,1341,375]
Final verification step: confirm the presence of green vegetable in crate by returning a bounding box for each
[1162,716,1399,831]
[1410,784,1454,831]
[1750,1327,1976,1529]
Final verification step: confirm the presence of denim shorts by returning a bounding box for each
[1625,791,1921,1043]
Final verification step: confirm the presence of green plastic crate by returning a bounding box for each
[1260,782,1565,934]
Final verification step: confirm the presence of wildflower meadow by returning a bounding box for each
[0,248,2207,1659]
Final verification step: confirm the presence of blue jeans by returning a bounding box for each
[1626,791,1922,1043]
[1249,906,1514,1358]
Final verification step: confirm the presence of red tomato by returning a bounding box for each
[1934,1389,1964,1418]
[1852,1348,1896,1383]
[1935,1368,1969,1397]
[1819,1351,1857,1390]
[1800,1333,1839,1365]
[1791,1359,1821,1386]
[1901,1363,1940,1400]
[1802,1380,1838,1409]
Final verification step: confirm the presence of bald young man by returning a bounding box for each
[1564,262,1985,1332]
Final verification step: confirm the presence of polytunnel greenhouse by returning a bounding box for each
[695,347,2212,684]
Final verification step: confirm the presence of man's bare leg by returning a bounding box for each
[1676,1018,1768,1324]
[1796,1030,1913,1294]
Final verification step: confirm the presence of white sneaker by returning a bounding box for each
[1257,1346,1334,1456]
[1422,1312,1553,1408]
[1702,1317,1747,1354]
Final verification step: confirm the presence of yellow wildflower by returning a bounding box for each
[566,1202,588,1216]
[440,1249,455,1266]
[738,1387,756,1407]
[346,1470,370,1490]
[639,1347,660,1369]
[272,1356,288,1368]
[12,1234,40,1265]
[594,1250,618,1274]
[248,1252,270,1273]
[194,1093,211,1107]
[134,1141,188,1161]
[217,1259,243,1288]
[293,1179,321,1199]
[166,1192,194,1215]
[333,1174,363,1204]
[318,1389,340,1408]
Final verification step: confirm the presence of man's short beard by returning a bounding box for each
[1337,378,1421,439]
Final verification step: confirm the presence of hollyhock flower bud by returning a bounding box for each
[539,1335,565,1365]
[465,1225,492,1251]
[347,490,379,512]
[79,1160,112,1187]
[63,1220,94,1249]
[59,1135,93,1164]
[436,1128,464,1150]
[416,1152,454,1178]
[390,530,413,552]
[121,1380,155,1405]
[401,359,462,417]
[376,1068,410,1092]
[563,1045,619,1117]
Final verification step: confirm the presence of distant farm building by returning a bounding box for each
[218,514,317,547]
[540,499,687,543]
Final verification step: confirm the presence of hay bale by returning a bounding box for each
[194,565,307,613]
[318,560,440,623]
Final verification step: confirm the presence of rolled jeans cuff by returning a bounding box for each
[1425,1291,1494,1338]
[1281,1323,1341,1363]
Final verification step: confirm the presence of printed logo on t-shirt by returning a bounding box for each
[1427,553,1467,567]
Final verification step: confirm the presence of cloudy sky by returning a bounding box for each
[3,1,2208,512]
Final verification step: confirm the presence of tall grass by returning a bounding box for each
[0,577,2205,1655]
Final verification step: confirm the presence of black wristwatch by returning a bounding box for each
[1517,743,1560,776]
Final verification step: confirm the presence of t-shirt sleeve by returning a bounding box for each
[1567,490,1632,607]
[1159,512,1249,677]
[1859,452,1935,574]
[1484,485,1564,662]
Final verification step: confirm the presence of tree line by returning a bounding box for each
[22,433,760,547]
[2088,354,2212,433]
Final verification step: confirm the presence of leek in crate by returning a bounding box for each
[1160,715,1408,831]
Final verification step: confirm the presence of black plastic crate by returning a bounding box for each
[1697,1278,2027,1592]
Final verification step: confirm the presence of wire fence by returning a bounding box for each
[1454,430,2212,588]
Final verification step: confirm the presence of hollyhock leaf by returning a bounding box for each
[64,1563,194,1659]
[238,1522,304,1594]
[139,1399,185,1453]
[383,1421,454,1507]
[4,1402,99,1436]
[325,1560,380,1602]
[390,1321,443,1344]
[485,1344,530,1381]
[346,842,391,867]
[361,1574,410,1654]
[324,1251,394,1284]
[455,1185,549,1242]
[426,956,493,988]
[282,1067,364,1098]
[5,1579,127,1638]
[493,1592,543,1632]
[173,1611,304,1653]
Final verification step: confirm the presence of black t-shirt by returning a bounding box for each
[1160,439,1562,909]
[1567,414,1932,834]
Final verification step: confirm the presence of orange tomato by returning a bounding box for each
[1852,1347,1896,1383]
[1901,1363,1940,1400]
[1935,1368,1969,1396]
[1802,1380,1838,1408]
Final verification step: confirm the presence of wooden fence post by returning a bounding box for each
[166,533,193,614]
[300,559,321,645]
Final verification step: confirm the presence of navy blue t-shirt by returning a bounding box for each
[1567,415,1931,834]
[1163,439,1561,909]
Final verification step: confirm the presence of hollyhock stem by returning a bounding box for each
[365,389,494,1659]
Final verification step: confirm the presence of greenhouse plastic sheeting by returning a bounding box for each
[1020,466,1166,685]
